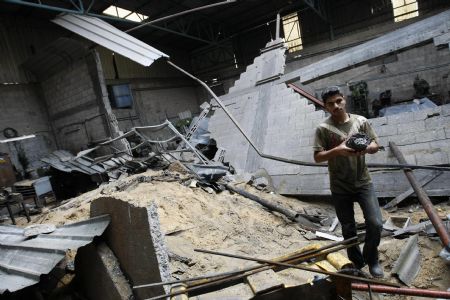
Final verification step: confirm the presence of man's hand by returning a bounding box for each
[314,139,381,162]
[361,141,379,155]
[335,139,359,157]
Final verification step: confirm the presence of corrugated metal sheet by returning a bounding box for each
[52,14,168,66]
[41,150,134,175]
[392,234,421,286]
[0,214,110,293]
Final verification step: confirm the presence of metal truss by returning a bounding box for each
[303,0,328,23]
[4,0,232,46]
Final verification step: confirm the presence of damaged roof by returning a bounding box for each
[0,214,110,293]
[52,14,168,66]
[41,150,134,176]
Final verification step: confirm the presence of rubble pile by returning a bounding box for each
[7,168,449,299]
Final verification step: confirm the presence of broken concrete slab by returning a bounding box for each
[75,242,133,300]
[90,197,170,300]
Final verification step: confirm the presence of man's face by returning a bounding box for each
[324,94,347,117]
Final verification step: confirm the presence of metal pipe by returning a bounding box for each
[126,0,237,33]
[3,0,82,13]
[166,59,450,172]
[288,83,324,108]
[352,283,450,298]
[144,239,364,300]
[194,248,399,287]
[224,183,318,231]
[133,268,246,289]
[389,142,450,249]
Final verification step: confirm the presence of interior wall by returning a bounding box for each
[298,42,450,114]
[97,47,202,133]
[0,15,61,173]
[40,54,111,154]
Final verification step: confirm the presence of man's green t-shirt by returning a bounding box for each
[313,113,379,194]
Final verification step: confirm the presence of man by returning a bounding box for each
[313,86,384,278]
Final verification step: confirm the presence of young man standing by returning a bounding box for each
[313,86,384,278]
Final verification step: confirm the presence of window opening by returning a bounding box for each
[108,84,133,109]
[103,5,149,22]
[391,0,418,22]
[282,12,303,52]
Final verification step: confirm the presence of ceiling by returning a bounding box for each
[0,0,326,52]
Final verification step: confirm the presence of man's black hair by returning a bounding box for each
[321,86,343,102]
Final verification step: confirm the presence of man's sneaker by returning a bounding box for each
[368,262,384,278]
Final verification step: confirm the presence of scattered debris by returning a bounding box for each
[383,216,411,231]
[0,214,110,293]
[315,231,344,242]
[392,235,421,286]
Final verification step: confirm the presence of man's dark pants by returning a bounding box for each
[332,183,383,267]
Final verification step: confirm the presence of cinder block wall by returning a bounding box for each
[41,55,110,153]
[269,103,450,197]
[0,84,53,139]
[210,40,450,197]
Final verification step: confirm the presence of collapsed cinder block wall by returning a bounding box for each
[209,11,450,197]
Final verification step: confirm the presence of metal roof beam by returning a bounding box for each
[303,0,328,23]
[3,0,220,45]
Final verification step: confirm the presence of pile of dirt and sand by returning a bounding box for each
[11,169,450,298]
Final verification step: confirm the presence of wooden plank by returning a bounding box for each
[246,269,284,295]
[384,171,442,209]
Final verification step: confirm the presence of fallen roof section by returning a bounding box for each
[41,150,137,178]
[52,14,168,66]
[0,214,110,293]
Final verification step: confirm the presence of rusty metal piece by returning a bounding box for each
[288,83,325,108]
[143,238,370,300]
[351,283,450,299]
[194,248,400,287]
[389,142,450,250]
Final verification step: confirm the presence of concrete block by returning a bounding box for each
[90,197,169,300]
[399,142,431,154]
[424,116,447,130]
[397,120,425,134]
[369,116,388,127]
[416,150,449,165]
[429,139,450,151]
[442,104,450,116]
[365,152,388,164]
[387,133,416,145]
[415,129,446,143]
[303,104,316,113]
[75,242,133,300]
[387,112,414,125]
[376,124,398,137]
